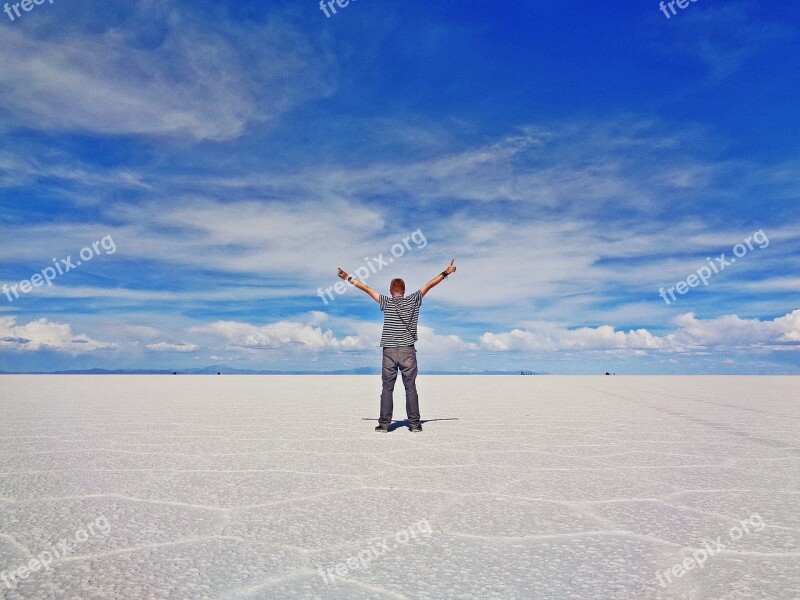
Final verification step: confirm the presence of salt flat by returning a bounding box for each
[0,375,798,600]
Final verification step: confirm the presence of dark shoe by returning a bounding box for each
[375,425,389,433]
[410,424,422,432]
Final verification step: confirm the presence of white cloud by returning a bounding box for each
[662,4,791,81]
[145,342,198,353]
[481,323,664,352]
[3,120,797,317]
[0,7,333,140]
[0,317,114,352]
[480,310,800,355]
[669,310,800,349]
[0,149,151,191]
[0,283,308,303]
[0,118,797,345]
[123,325,162,339]
[307,311,330,326]
[190,320,367,352]
[198,119,714,212]
[415,325,479,354]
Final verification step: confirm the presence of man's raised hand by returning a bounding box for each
[337,268,349,281]
[444,259,457,276]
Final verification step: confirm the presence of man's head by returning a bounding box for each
[390,278,405,297]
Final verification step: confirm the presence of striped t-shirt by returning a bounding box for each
[379,291,422,347]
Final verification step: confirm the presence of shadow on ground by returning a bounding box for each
[361,418,459,431]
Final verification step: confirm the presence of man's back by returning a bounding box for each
[379,291,422,347]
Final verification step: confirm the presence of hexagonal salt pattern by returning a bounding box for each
[0,375,798,599]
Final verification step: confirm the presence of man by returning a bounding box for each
[337,259,457,432]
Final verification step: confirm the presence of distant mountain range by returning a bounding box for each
[0,365,529,375]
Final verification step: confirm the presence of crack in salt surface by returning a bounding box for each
[582,386,797,452]
[708,549,800,558]
[4,492,231,512]
[580,496,800,531]
[60,535,309,562]
[0,448,241,457]
[0,532,35,559]
[219,568,413,600]
[443,529,683,548]
[620,385,800,421]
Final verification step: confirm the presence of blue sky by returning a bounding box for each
[0,0,798,373]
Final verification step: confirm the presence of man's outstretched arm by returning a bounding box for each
[420,259,457,298]
[338,268,381,303]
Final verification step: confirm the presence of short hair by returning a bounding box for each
[390,278,405,295]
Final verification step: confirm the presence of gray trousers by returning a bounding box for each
[380,345,420,426]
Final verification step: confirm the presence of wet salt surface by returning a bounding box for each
[0,375,798,599]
